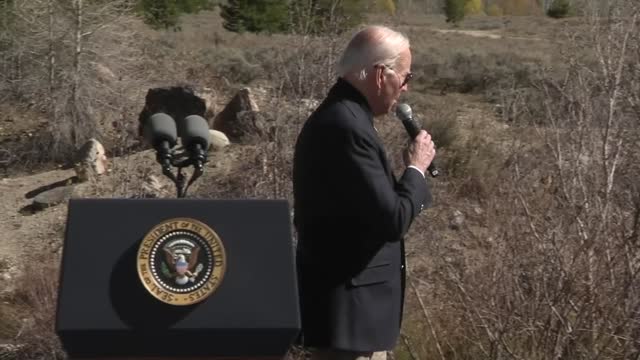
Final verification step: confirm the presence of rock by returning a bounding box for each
[94,63,116,82]
[579,154,591,166]
[0,343,26,358]
[195,87,217,121]
[209,130,230,151]
[32,185,76,210]
[301,98,319,112]
[137,86,207,140]
[70,182,92,198]
[141,175,171,198]
[449,210,465,230]
[0,264,18,295]
[212,88,265,143]
[74,139,108,182]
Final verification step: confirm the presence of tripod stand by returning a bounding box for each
[155,142,206,198]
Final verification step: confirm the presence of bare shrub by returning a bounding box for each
[446,133,506,200]
[486,71,549,125]
[271,37,341,100]
[412,46,546,96]
[82,151,165,198]
[402,94,462,150]
[0,303,21,344]
[7,254,65,360]
[196,3,353,203]
[406,2,640,359]
[391,93,506,201]
[285,345,309,360]
[269,35,345,100]
[196,46,268,86]
[196,99,303,203]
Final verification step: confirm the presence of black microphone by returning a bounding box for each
[395,103,439,178]
[143,113,177,172]
[179,115,210,172]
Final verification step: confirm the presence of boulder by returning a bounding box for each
[74,138,108,182]
[195,87,217,122]
[209,130,230,151]
[449,210,465,230]
[137,86,207,140]
[33,185,76,210]
[212,88,265,143]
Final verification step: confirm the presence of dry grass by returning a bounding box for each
[1,3,639,360]
[1,254,64,360]
[0,7,560,175]
[395,4,640,359]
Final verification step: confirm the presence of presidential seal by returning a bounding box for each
[137,218,226,306]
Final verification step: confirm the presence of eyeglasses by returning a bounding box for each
[378,64,413,89]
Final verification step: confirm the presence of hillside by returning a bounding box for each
[1,3,639,360]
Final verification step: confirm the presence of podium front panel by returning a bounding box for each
[56,199,300,358]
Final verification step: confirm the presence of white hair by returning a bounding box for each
[336,25,410,80]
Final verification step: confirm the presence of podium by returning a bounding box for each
[55,198,301,359]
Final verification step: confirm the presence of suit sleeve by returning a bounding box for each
[339,125,431,244]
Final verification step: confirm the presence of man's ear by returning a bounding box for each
[375,66,383,89]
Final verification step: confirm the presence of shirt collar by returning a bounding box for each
[327,77,373,119]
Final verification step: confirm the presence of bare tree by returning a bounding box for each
[0,0,146,165]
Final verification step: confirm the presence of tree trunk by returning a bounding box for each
[48,0,56,117]
[71,0,83,147]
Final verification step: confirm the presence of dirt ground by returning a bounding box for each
[0,91,504,267]
[0,18,516,336]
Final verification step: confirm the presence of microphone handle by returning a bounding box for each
[401,118,440,178]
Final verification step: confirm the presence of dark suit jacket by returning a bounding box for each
[292,78,431,352]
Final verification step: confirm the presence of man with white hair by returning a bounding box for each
[292,25,436,360]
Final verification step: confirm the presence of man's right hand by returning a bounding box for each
[403,130,435,173]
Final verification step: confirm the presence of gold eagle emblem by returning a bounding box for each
[137,218,227,306]
[162,246,203,285]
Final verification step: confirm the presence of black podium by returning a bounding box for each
[55,198,301,359]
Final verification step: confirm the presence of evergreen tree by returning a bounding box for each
[220,0,243,32]
[547,0,571,18]
[220,0,366,35]
[221,0,289,34]
[139,0,214,30]
[246,0,289,33]
[486,3,504,16]
[464,0,483,14]
[289,0,367,35]
[444,0,466,25]
[375,0,396,15]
